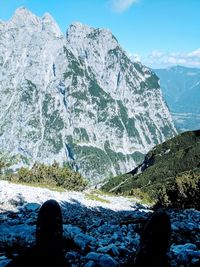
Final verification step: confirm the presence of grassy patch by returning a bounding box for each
[85,193,110,203]
[7,180,66,192]
[89,189,115,197]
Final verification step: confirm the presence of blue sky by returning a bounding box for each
[0,0,200,68]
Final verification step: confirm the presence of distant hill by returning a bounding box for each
[154,66,200,132]
[102,130,200,208]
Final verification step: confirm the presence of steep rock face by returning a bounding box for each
[0,8,176,182]
[0,7,67,168]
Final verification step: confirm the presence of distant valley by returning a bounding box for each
[154,66,200,132]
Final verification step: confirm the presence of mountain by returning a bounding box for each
[102,130,200,208]
[154,66,200,132]
[0,7,176,182]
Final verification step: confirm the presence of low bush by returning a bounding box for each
[156,168,200,209]
[2,162,88,191]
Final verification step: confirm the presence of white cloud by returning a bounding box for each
[110,0,138,13]
[188,48,200,58]
[128,52,141,62]
[142,48,200,68]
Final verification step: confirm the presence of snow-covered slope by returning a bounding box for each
[0,8,176,182]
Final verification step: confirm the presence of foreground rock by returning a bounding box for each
[0,181,200,266]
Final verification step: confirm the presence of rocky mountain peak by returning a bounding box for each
[0,8,177,181]
[13,6,33,17]
[7,7,62,37]
[66,22,118,61]
[9,7,40,27]
[67,22,115,40]
[42,12,63,37]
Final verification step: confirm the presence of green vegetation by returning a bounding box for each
[156,168,200,209]
[108,46,121,58]
[104,141,144,173]
[88,80,115,110]
[0,152,30,169]
[46,110,64,131]
[88,189,114,197]
[128,188,155,205]
[1,161,88,191]
[46,134,63,154]
[0,159,11,174]
[21,80,38,104]
[73,128,90,142]
[109,116,124,132]
[41,93,65,153]
[86,29,101,40]
[102,130,200,209]
[145,74,160,90]
[133,62,144,75]
[74,145,111,178]
[10,180,66,192]
[28,117,40,128]
[42,93,53,116]
[73,142,143,181]
[85,193,110,203]
[136,72,160,93]
[63,46,84,80]
[116,101,142,139]
[70,91,88,101]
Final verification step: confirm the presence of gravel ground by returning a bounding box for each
[0,180,200,267]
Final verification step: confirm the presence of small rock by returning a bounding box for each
[121,225,127,232]
[85,252,119,267]
[84,260,97,267]
[74,233,96,250]
[85,252,101,261]
[171,243,197,254]
[0,259,11,267]
[24,203,40,212]
[112,232,118,241]
[65,251,77,261]
[98,223,112,234]
[98,254,119,267]
[63,224,82,239]
[170,243,200,265]
[97,244,119,256]
[192,257,200,265]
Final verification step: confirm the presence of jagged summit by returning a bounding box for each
[0,8,176,181]
[9,7,39,25]
[13,6,33,17]
[67,21,114,37]
[66,21,118,53]
[66,21,120,79]
[6,7,62,37]
[42,12,63,37]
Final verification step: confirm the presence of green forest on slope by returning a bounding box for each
[102,130,200,209]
